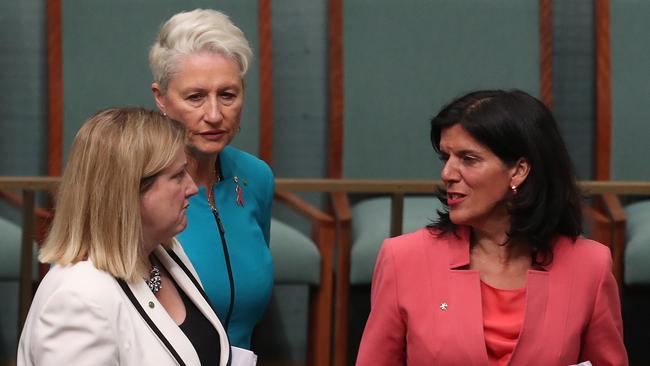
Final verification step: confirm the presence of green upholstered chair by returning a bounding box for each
[329,1,548,364]
[598,0,650,287]
[52,2,333,365]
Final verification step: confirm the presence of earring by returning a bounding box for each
[237,126,242,133]
[511,185,518,195]
[163,112,167,117]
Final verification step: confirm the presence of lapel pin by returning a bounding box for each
[234,176,245,207]
[439,302,448,311]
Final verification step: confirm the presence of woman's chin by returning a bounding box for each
[189,139,231,157]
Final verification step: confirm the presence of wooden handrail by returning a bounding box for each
[2,176,648,338]
[0,177,60,190]
[3,177,650,195]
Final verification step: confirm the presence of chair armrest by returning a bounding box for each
[601,192,626,223]
[599,193,627,288]
[582,203,610,244]
[330,191,351,223]
[0,189,53,221]
[274,189,333,226]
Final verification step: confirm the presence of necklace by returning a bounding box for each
[147,264,162,294]
[207,160,221,210]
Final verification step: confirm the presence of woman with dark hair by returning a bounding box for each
[356,90,627,365]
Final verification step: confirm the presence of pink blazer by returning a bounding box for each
[356,227,628,366]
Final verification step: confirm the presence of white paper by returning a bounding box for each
[230,346,257,366]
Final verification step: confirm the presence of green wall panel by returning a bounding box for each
[552,0,595,180]
[0,1,47,176]
[343,0,540,179]
[611,0,650,180]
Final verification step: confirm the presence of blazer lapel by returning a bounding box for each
[444,228,490,365]
[448,269,490,365]
[126,277,201,365]
[155,244,231,366]
[508,269,549,365]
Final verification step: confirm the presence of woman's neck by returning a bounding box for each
[141,237,159,264]
[187,151,219,187]
[470,225,529,264]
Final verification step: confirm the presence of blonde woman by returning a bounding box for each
[17,108,232,365]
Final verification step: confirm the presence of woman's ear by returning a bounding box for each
[510,157,531,189]
[151,83,166,113]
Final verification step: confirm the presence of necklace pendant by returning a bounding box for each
[147,265,162,294]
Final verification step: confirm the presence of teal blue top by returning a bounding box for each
[177,146,274,350]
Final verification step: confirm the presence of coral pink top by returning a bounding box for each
[481,281,526,366]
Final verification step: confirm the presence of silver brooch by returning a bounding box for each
[147,265,162,294]
[439,302,448,311]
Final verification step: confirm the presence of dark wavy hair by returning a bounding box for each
[428,90,582,265]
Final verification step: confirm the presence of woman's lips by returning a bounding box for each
[197,130,226,141]
[447,192,466,206]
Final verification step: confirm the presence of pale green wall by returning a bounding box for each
[611,0,650,180]
[342,0,540,180]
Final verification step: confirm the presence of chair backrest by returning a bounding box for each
[608,0,650,180]
[53,0,263,166]
[330,0,548,180]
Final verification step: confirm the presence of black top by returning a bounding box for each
[178,283,221,365]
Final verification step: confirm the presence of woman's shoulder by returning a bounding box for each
[552,236,613,277]
[38,261,122,308]
[221,146,273,179]
[382,227,458,257]
[555,236,612,263]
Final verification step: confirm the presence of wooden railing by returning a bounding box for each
[0,177,59,331]
[2,177,650,329]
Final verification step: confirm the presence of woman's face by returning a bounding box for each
[152,52,244,157]
[439,124,528,231]
[140,149,198,246]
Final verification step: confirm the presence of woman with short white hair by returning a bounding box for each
[17,107,234,365]
[149,8,274,357]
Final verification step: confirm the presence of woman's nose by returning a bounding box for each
[204,97,223,123]
[440,158,459,183]
[185,175,199,197]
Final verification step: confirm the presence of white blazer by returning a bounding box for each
[17,239,230,366]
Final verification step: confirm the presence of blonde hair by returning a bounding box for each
[40,108,187,282]
[149,8,253,92]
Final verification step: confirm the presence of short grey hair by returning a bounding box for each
[149,9,253,92]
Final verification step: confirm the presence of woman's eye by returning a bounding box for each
[187,94,203,102]
[173,170,186,180]
[438,154,449,162]
[220,92,237,102]
[462,155,478,163]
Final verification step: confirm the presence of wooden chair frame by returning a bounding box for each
[592,0,646,290]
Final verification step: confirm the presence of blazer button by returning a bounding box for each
[148,301,155,309]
